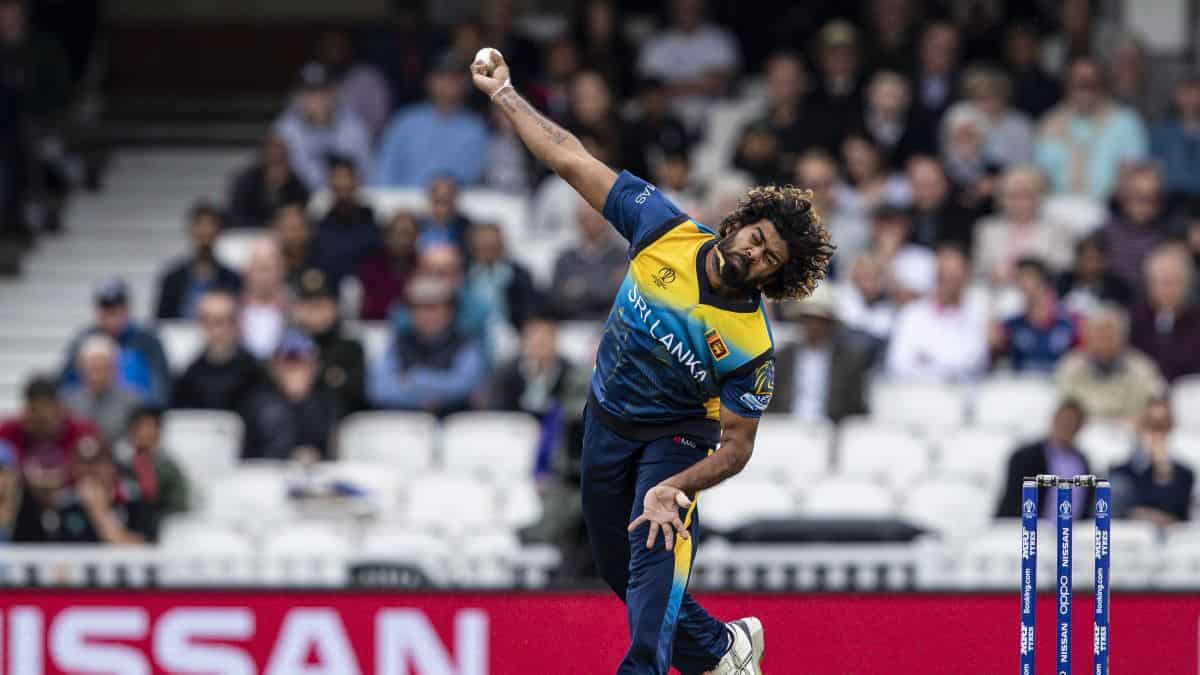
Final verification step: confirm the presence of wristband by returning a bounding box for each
[490,80,513,101]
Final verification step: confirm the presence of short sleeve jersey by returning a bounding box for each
[589,171,775,444]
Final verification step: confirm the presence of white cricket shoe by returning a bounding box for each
[709,617,764,674]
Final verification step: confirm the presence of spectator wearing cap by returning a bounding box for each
[273,61,372,191]
[974,165,1072,286]
[1151,73,1200,204]
[62,334,143,445]
[960,66,1035,169]
[173,290,266,410]
[851,71,935,172]
[240,238,290,359]
[154,201,242,320]
[1055,303,1166,422]
[311,155,380,289]
[61,280,170,405]
[837,252,898,340]
[1129,244,1200,382]
[464,222,541,331]
[115,406,189,528]
[368,276,488,416]
[1101,163,1171,293]
[416,175,473,254]
[239,330,339,461]
[990,258,1080,374]
[772,284,880,422]
[0,376,100,472]
[227,134,310,230]
[867,204,935,306]
[1034,57,1148,201]
[996,399,1094,519]
[0,441,18,540]
[885,245,988,382]
[1003,24,1061,119]
[1057,233,1135,314]
[907,156,977,250]
[272,203,318,292]
[373,51,487,188]
[1111,399,1195,526]
[12,437,157,544]
[357,211,420,320]
[292,269,366,415]
[636,0,740,130]
[549,198,627,320]
[810,20,864,140]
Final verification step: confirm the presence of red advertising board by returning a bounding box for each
[0,590,1194,674]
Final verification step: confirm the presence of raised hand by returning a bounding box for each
[470,48,512,99]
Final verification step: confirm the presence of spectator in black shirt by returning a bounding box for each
[292,269,366,416]
[1004,24,1061,119]
[1057,234,1135,313]
[861,0,919,76]
[273,203,317,292]
[907,156,977,249]
[464,221,542,331]
[912,21,962,135]
[239,330,338,461]
[155,202,241,320]
[853,71,936,171]
[621,77,690,181]
[1112,399,1195,526]
[13,437,156,544]
[810,20,864,144]
[573,0,635,99]
[227,134,310,229]
[172,290,265,411]
[311,155,380,288]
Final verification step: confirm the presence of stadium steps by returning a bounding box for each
[0,149,251,411]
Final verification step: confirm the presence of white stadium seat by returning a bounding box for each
[558,320,604,367]
[261,521,351,557]
[157,320,204,373]
[158,518,255,555]
[337,411,437,473]
[312,460,404,516]
[932,427,1017,489]
[1077,422,1135,474]
[736,415,832,487]
[405,473,497,534]
[345,321,392,364]
[836,419,932,487]
[441,411,541,481]
[868,380,967,433]
[899,479,994,539]
[800,477,896,519]
[972,376,1059,437]
[161,409,243,488]
[500,478,544,529]
[203,462,291,525]
[1170,432,1200,493]
[1172,375,1200,433]
[698,479,796,532]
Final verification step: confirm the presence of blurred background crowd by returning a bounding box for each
[1,0,1199,584]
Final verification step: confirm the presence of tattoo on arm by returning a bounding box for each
[496,88,567,145]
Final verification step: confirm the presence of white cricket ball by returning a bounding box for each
[474,47,502,75]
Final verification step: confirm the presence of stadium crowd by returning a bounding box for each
[0,0,1198,578]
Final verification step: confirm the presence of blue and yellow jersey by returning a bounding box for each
[588,171,775,444]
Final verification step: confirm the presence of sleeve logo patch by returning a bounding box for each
[739,392,772,412]
[753,360,775,396]
[705,328,729,360]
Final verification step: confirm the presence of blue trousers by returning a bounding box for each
[581,406,728,675]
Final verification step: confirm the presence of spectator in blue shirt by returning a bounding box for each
[1151,73,1200,205]
[368,275,487,416]
[62,280,171,406]
[416,176,473,253]
[373,52,488,187]
[991,257,1080,374]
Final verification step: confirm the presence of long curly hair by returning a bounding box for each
[717,185,835,300]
